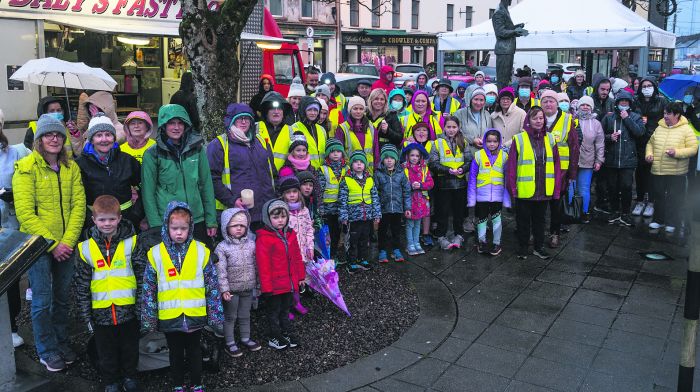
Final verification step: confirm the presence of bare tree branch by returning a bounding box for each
[315,0,394,16]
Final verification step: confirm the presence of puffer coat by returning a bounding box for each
[374,164,411,214]
[600,91,646,169]
[215,208,258,294]
[646,117,698,176]
[13,150,86,251]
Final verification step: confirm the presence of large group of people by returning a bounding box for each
[1,66,699,392]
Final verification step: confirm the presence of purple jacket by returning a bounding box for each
[467,129,511,207]
[206,134,277,223]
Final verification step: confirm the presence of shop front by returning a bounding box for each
[341,30,437,67]
[279,24,336,72]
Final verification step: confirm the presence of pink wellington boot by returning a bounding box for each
[293,291,308,315]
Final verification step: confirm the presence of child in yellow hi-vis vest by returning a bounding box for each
[74,195,144,392]
[140,201,223,392]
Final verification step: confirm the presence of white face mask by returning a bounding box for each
[641,87,654,98]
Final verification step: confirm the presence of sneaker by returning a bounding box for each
[532,248,551,260]
[561,225,571,233]
[618,214,633,227]
[39,354,66,372]
[225,344,243,358]
[359,260,372,270]
[283,334,299,348]
[241,339,262,352]
[25,288,32,301]
[59,346,77,365]
[490,244,502,256]
[377,250,389,263]
[105,383,120,392]
[594,205,611,214]
[642,202,655,218]
[406,244,418,256]
[438,236,452,250]
[421,235,434,247]
[516,252,528,260]
[268,335,288,350]
[346,263,363,274]
[665,226,676,233]
[463,218,475,233]
[122,378,139,392]
[415,244,425,254]
[392,249,405,262]
[548,234,560,249]
[12,332,24,348]
[631,202,645,216]
[172,387,186,392]
[477,241,489,254]
[450,234,464,249]
[190,385,205,392]
[581,213,591,224]
[649,222,664,230]
[608,214,621,224]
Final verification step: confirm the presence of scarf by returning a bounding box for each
[328,159,345,178]
[287,155,311,171]
[228,125,252,146]
[288,201,302,211]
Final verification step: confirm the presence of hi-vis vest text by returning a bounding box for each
[321,165,347,203]
[29,121,73,158]
[339,121,375,172]
[78,236,137,309]
[215,133,274,210]
[435,138,465,178]
[549,113,572,170]
[431,96,460,115]
[147,241,210,321]
[513,132,556,198]
[401,112,443,139]
[474,149,505,187]
[404,165,430,198]
[345,177,374,205]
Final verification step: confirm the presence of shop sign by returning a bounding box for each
[1,0,183,20]
[343,33,437,46]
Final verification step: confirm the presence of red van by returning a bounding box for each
[263,43,306,98]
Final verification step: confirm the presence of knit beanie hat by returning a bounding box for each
[498,87,515,100]
[474,71,485,78]
[296,170,315,185]
[325,137,345,156]
[35,113,67,141]
[380,144,399,162]
[539,89,559,103]
[484,83,499,96]
[348,96,366,111]
[518,77,533,88]
[288,77,306,98]
[86,113,116,142]
[578,95,594,108]
[264,199,290,226]
[349,150,368,167]
[289,131,308,152]
[575,69,585,78]
[557,92,570,102]
[470,87,486,99]
[278,175,301,194]
[315,84,331,98]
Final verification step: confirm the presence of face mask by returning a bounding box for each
[47,112,64,121]
[559,102,570,112]
[684,95,694,105]
[485,95,497,105]
[550,76,560,84]
[578,109,592,119]
[618,105,630,112]
[641,87,654,98]
[390,101,404,110]
[518,88,530,98]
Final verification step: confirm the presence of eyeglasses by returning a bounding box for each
[42,132,65,141]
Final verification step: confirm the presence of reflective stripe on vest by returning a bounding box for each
[147,241,209,321]
[403,139,434,154]
[404,165,430,198]
[321,165,347,203]
[344,176,374,205]
[78,236,137,309]
[549,113,572,170]
[339,121,375,173]
[401,112,443,139]
[474,149,505,187]
[431,96,460,115]
[513,132,556,198]
[435,138,465,178]
[371,116,392,144]
[291,122,327,169]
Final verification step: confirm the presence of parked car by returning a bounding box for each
[552,63,582,82]
[335,73,380,96]
[337,63,379,77]
[393,63,425,87]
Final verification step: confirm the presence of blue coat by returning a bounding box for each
[374,165,411,214]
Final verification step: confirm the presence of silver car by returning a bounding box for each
[393,64,425,88]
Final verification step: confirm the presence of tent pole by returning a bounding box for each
[61,72,72,122]
[638,30,650,77]
[437,50,444,81]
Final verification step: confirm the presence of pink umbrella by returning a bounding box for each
[305,258,350,317]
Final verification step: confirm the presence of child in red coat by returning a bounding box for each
[256,199,306,350]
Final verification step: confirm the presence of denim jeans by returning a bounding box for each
[405,219,421,247]
[28,253,74,359]
[577,168,594,213]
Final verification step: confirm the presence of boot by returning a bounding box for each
[292,291,308,315]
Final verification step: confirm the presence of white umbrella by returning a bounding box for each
[9,57,117,120]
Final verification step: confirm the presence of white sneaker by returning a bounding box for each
[649,222,664,230]
[642,202,654,218]
[631,202,645,216]
[12,333,24,348]
[25,288,32,301]
[665,226,676,233]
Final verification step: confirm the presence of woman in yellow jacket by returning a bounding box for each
[645,102,698,233]
[12,114,86,372]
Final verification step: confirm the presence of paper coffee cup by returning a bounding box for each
[241,189,254,208]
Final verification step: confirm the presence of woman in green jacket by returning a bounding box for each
[13,113,86,372]
[141,104,217,246]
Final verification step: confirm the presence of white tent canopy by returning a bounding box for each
[438,0,676,51]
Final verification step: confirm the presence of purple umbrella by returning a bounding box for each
[305,258,351,317]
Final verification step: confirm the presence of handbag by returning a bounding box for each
[560,181,583,224]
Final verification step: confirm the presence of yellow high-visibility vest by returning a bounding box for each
[214,133,274,210]
[344,176,374,205]
[328,108,342,137]
[273,122,327,170]
[402,139,434,154]
[321,165,347,204]
[514,97,540,109]
[78,236,137,309]
[549,113,572,170]
[435,138,465,178]
[119,139,156,164]
[474,149,506,187]
[401,112,443,139]
[513,132,556,199]
[338,121,375,174]
[404,165,430,198]
[28,121,73,158]
[147,241,209,321]
[370,116,393,145]
[431,96,460,115]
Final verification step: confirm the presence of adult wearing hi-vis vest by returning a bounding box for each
[336,96,377,174]
[207,103,277,230]
[257,91,293,147]
[274,97,327,170]
[539,89,579,248]
[505,107,562,261]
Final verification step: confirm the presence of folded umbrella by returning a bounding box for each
[305,258,350,317]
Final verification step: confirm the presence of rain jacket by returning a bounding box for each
[374,162,411,214]
[0,141,30,230]
[169,73,201,132]
[600,91,646,169]
[215,208,258,294]
[389,88,411,118]
[566,81,593,101]
[415,72,432,96]
[634,78,668,146]
[76,144,141,212]
[140,201,223,333]
[141,104,217,229]
[288,203,315,263]
[368,108,404,156]
[592,78,616,120]
[467,129,511,207]
[428,134,469,190]
[250,74,275,120]
[74,91,126,154]
[577,113,605,169]
[646,116,698,176]
[255,200,306,295]
[23,96,71,150]
[74,220,146,327]
[454,85,493,163]
[121,111,156,163]
[371,65,396,94]
[338,170,382,223]
[13,150,86,251]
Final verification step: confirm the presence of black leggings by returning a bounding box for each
[8,279,21,333]
[435,188,466,237]
[348,220,372,262]
[165,330,202,387]
[378,213,403,252]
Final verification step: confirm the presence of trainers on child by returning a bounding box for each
[359,260,372,270]
[25,288,32,301]
[241,339,262,352]
[477,241,489,254]
[533,248,551,260]
[284,334,299,348]
[377,250,389,263]
[438,236,452,250]
[608,214,621,224]
[225,344,243,358]
[104,383,120,392]
[39,353,66,372]
[59,346,77,365]
[122,378,139,392]
[171,387,187,392]
[490,244,502,256]
[190,385,205,392]
[346,263,363,274]
[415,244,425,254]
[392,249,405,262]
[421,234,434,247]
[451,234,464,249]
[12,333,24,348]
[649,222,664,230]
[268,335,288,350]
[631,202,645,216]
[618,214,633,227]
[642,202,654,217]
[406,244,418,256]
[665,226,676,233]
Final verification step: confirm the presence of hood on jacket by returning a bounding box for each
[465,84,487,109]
[415,72,429,86]
[636,77,660,101]
[220,207,253,243]
[482,128,503,151]
[299,96,322,125]
[258,74,275,93]
[379,65,394,81]
[37,96,69,118]
[614,90,635,107]
[124,111,154,141]
[161,200,195,249]
[261,199,289,232]
[223,103,255,130]
[457,81,469,95]
[657,114,689,129]
[85,91,119,123]
[410,90,435,115]
[158,104,193,129]
[388,88,407,111]
[261,91,292,118]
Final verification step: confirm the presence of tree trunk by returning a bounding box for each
[179,0,258,140]
[617,49,630,81]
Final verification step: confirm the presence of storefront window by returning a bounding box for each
[361,47,398,68]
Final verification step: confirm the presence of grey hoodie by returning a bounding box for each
[215,208,258,293]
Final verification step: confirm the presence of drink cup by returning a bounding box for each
[241,189,254,208]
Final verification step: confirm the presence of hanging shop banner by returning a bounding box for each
[0,0,183,21]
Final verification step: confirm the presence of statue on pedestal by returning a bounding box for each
[492,0,529,89]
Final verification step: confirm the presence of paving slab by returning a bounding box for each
[432,365,510,392]
[476,324,542,355]
[457,343,528,378]
[570,288,625,310]
[531,336,599,368]
[514,356,587,392]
